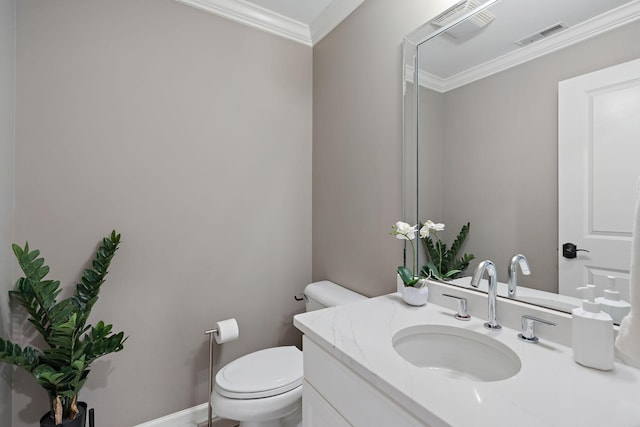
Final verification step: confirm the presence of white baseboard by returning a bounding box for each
[133,403,210,427]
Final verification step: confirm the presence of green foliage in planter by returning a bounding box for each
[0,231,126,425]
[421,222,475,280]
[397,265,422,287]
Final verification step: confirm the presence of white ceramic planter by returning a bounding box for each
[401,280,429,306]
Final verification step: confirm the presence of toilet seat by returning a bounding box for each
[215,346,303,399]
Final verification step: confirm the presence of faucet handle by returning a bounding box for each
[442,294,471,321]
[518,315,555,343]
[517,255,531,275]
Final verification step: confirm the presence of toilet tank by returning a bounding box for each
[304,280,367,312]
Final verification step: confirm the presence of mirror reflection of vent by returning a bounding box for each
[515,22,569,47]
[431,0,495,40]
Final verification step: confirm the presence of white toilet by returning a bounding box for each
[211,280,366,427]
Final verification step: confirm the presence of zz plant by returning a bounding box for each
[0,231,126,425]
[421,222,475,281]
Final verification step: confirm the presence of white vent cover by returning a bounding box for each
[431,0,495,40]
[515,22,569,47]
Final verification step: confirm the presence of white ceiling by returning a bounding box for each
[175,0,366,46]
[245,0,333,24]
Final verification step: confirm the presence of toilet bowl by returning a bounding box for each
[211,281,366,427]
[211,346,303,427]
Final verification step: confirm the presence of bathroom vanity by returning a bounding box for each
[293,281,640,427]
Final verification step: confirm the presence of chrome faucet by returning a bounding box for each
[470,260,501,330]
[508,254,530,298]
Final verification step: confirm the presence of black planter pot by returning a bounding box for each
[40,402,87,427]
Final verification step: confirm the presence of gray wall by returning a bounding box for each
[13,1,311,426]
[312,0,457,296]
[0,0,15,425]
[418,87,444,227]
[427,21,640,291]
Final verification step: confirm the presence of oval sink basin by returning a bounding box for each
[392,325,521,382]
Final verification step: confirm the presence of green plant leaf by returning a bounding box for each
[422,237,439,265]
[421,262,443,280]
[443,222,471,268]
[0,338,41,372]
[11,244,61,337]
[72,231,121,331]
[397,266,415,285]
[442,269,462,279]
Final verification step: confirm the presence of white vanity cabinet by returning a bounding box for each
[302,380,351,427]
[302,336,430,427]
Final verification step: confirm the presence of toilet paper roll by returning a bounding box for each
[214,318,239,344]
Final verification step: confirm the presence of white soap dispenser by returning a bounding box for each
[572,285,614,370]
[594,275,631,324]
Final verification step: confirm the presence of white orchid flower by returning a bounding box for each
[432,222,445,232]
[392,221,417,240]
[420,220,444,238]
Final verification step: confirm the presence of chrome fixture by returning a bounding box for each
[518,315,556,343]
[203,326,225,427]
[470,260,501,330]
[508,254,530,297]
[442,294,471,321]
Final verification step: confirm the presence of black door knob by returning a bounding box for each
[562,242,590,259]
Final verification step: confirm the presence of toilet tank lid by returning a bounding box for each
[304,280,366,307]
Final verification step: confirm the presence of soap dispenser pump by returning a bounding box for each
[594,275,631,324]
[572,285,614,370]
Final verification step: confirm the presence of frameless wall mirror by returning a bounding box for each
[403,0,640,322]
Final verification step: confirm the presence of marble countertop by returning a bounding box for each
[294,292,640,427]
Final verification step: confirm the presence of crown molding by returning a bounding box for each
[310,0,366,44]
[176,0,312,46]
[415,0,640,93]
[176,0,366,47]
[404,65,446,92]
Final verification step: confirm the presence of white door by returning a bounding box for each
[558,58,640,300]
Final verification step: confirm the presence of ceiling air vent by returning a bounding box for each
[431,0,495,40]
[515,22,569,47]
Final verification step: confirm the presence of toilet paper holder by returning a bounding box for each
[204,326,220,339]
[204,328,219,427]
[203,319,238,427]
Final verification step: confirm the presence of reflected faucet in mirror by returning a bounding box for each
[470,260,501,330]
[508,254,530,298]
